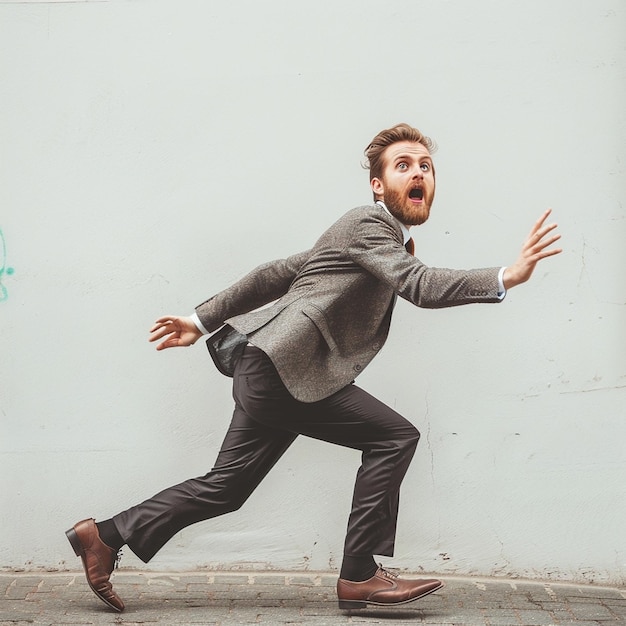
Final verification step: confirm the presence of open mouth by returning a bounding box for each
[409,188,424,201]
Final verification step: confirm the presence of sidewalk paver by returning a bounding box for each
[0,571,624,625]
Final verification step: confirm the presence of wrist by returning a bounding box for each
[502,266,524,290]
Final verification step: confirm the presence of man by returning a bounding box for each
[66,123,561,613]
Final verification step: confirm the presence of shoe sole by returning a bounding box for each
[338,581,444,610]
[65,527,124,613]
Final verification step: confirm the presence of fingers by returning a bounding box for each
[526,209,556,245]
[538,246,563,260]
[149,323,176,343]
[155,338,181,351]
[505,210,561,290]
[148,315,181,350]
[156,333,197,350]
[522,233,562,275]
[530,231,561,254]
[529,208,553,235]
[524,210,560,253]
[149,316,184,343]
[533,220,558,242]
[149,316,178,333]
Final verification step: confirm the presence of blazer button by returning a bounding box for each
[372,342,381,351]
[354,364,362,372]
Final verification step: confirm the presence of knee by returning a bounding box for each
[221,489,255,513]
[405,423,420,443]
[400,425,420,452]
[220,498,246,515]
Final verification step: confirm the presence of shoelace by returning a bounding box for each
[378,565,399,579]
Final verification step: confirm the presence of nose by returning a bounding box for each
[411,166,424,180]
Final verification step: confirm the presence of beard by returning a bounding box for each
[383,186,433,226]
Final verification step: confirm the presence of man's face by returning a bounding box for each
[371,141,435,226]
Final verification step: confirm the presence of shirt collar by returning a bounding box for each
[376,200,411,245]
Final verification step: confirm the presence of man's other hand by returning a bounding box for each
[149,316,203,350]
[503,209,562,290]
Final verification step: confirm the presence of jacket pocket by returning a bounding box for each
[302,304,338,352]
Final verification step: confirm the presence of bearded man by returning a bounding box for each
[66,123,561,612]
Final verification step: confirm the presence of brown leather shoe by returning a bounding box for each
[65,518,125,612]
[337,566,443,609]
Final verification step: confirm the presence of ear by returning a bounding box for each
[370,177,384,199]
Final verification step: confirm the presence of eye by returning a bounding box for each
[420,162,431,172]
[397,162,409,171]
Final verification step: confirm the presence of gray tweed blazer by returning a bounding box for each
[196,204,502,402]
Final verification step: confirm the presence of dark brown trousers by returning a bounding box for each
[113,346,420,563]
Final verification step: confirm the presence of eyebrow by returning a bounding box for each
[392,153,432,163]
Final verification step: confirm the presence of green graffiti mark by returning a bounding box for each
[0,228,15,302]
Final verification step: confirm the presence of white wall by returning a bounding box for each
[1,0,624,585]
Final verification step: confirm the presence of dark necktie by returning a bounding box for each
[405,237,415,255]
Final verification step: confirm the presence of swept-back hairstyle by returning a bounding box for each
[363,123,436,182]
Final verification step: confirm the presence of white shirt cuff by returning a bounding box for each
[190,311,210,335]
[497,267,507,300]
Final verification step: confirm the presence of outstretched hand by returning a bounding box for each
[149,316,203,350]
[503,209,562,290]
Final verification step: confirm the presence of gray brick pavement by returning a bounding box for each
[1,571,624,625]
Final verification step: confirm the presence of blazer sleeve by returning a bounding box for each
[195,249,312,332]
[349,211,502,308]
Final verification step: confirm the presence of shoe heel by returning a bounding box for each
[338,599,367,610]
[65,528,82,557]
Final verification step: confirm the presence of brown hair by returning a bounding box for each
[363,123,436,182]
